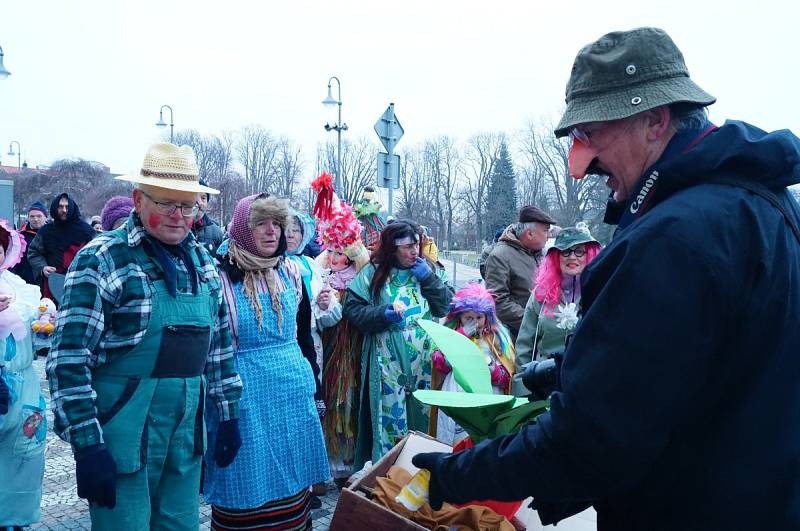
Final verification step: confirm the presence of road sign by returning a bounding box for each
[377,152,400,189]
[374,103,404,154]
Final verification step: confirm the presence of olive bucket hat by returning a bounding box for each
[554,27,716,138]
[551,224,598,251]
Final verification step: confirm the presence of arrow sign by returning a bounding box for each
[374,103,404,154]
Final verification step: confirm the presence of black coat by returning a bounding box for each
[427,121,800,530]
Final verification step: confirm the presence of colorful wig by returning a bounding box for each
[445,283,498,328]
[534,242,601,315]
[442,282,516,369]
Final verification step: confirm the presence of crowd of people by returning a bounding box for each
[1,25,799,531]
[0,136,572,530]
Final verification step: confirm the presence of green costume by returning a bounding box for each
[345,263,453,469]
[48,217,242,531]
[89,238,215,529]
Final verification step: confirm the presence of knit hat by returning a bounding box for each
[28,200,48,216]
[100,196,134,231]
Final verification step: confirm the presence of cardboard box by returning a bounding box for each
[329,431,451,531]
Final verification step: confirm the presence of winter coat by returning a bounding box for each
[10,224,39,285]
[27,194,94,280]
[511,289,578,396]
[423,121,800,530]
[192,213,225,258]
[482,225,542,338]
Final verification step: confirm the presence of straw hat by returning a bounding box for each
[116,143,220,194]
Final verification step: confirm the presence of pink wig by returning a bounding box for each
[533,242,601,315]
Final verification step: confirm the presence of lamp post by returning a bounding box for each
[155,104,175,143]
[0,46,10,79]
[322,76,348,194]
[7,141,21,169]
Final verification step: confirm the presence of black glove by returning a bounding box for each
[75,444,117,509]
[214,419,242,468]
[0,374,9,415]
[411,452,449,511]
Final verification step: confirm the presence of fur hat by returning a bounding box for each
[100,196,134,231]
[229,193,288,256]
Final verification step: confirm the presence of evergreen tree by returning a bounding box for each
[484,141,518,241]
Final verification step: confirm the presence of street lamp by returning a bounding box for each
[7,141,21,169]
[155,104,175,143]
[0,46,10,79]
[322,76,348,194]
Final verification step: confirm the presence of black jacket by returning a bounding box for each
[428,121,800,530]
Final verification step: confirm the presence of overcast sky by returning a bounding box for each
[1,0,798,179]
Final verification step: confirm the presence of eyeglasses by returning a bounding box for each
[140,189,199,218]
[559,247,586,258]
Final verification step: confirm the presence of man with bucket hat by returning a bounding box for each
[47,143,243,530]
[412,27,800,529]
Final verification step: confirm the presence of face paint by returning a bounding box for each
[148,213,162,229]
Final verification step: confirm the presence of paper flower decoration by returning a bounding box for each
[554,302,579,330]
[317,200,364,252]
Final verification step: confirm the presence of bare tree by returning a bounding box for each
[316,137,378,204]
[460,132,505,248]
[518,120,608,234]
[237,126,280,195]
[174,129,237,222]
[273,138,303,199]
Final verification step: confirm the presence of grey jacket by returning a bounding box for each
[483,225,542,338]
[193,214,225,257]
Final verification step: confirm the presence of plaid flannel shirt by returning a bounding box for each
[46,214,241,451]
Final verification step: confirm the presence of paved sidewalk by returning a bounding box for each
[32,357,340,530]
[439,258,482,289]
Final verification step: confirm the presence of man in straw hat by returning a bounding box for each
[47,143,243,530]
[412,28,800,529]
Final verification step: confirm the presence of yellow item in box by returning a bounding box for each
[394,469,430,511]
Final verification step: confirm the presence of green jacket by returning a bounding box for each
[511,294,571,396]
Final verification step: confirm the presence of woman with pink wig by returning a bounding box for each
[512,224,602,396]
[431,282,515,445]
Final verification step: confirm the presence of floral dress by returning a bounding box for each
[345,264,453,467]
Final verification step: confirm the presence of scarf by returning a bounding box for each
[328,263,357,291]
[228,240,282,330]
[144,236,198,298]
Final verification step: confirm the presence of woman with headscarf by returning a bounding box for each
[344,220,453,469]
[203,193,330,531]
[512,224,602,396]
[0,220,46,529]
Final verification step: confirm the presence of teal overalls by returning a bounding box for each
[89,236,216,531]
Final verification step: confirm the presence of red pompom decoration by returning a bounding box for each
[311,172,335,221]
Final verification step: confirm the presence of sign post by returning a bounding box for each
[374,103,404,216]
